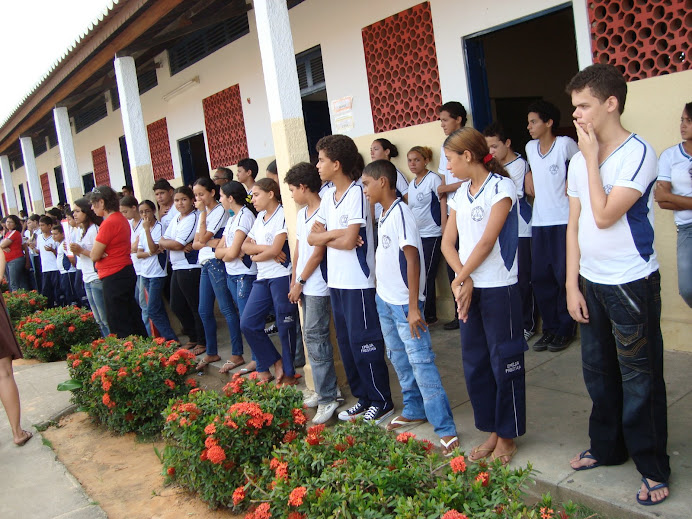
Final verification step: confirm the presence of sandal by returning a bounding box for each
[440,436,459,457]
[276,375,299,387]
[468,444,494,462]
[181,342,197,350]
[196,356,220,371]
[14,430,33,447]
[636,477,669,506]
[490,445,517,466]
[219,360,245,374]
[191,344,206,356]
[571,450,602,471]
[386,415,427,431]
[238,362,257,375]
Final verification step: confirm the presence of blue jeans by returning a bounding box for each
[376,295,456,437]
[677,222,692,308]
[227,274,257,361]
[142,277,178,341]
[302,294,338,404]
[8,257,29,292]
[198,259,242,356]
[85,279,110,337]
[579,271,670,483]
[135,275,151,336]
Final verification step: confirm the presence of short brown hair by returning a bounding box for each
[566,64,627,114]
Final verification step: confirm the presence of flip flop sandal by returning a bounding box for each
[196,357,220,371]
[468,445,494,462]
[440,436,459,457]
[238,365,257,375]
[386,416,427,431]
[219,360,245,374]
[276,376,300,387]
[257,375,275,384]
[15,430,33,447]
[181,342,197,350]
[490,446,518,466]
[636,477,669,506]
[572,450,602,471]
[191,345,206,356]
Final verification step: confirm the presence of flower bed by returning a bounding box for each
[15,305,98,362]
[63,336,197,437]
[3,289,47,324]
[0,278,9,292]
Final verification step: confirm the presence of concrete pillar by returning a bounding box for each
[53,107,84,205]
[254,0,345,390]
[0,156,19,215]
[572,0,594,70]
[19,137,46,214]
[114,55,154,199]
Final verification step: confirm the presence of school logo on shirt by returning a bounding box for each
[549,164,559,175]
[381,235,391,249]
[416,192,425,202]
[603,184,613,194]
[265,232,274,244]
[471,206,485,222]
[339,215,348,227]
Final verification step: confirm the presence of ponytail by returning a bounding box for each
[221,180,258,216]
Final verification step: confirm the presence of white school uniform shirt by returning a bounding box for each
[159,204,180,234]
[504,155,532,238]
[76,225,99,284]
[196,204,229,264]
[376,199,425,305]
[296,205,328,297]
[130,219,143,275]
[448,173,518,288]
[164,210,202,271]
[316,181,375,290]
[223,206,258,276]
[567,133,659,285]
[137,221,167,278]
[56,239,76,274]
[37,233,58,272]
[407,171,442,238]
[247,204,291,280]
[374,168,410,219]
[525,136,579,226]
[318,181,333,199]
[658,142,692,226]
[24,229,39,257]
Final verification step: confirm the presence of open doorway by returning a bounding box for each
[54,166,67,205]
[178,132,210,187]
[18,184,28,215]
[464,5,579,153]
[297,46,331,163]
[119,136,134,193]
[82,173,95,194]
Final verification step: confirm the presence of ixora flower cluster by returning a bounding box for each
[62,336,198,437]
[4,289,47,324]
[15,305,99,362]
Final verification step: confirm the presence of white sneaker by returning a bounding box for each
[312,401,339,424]
[302,390,319,408]
[524,329,535,341]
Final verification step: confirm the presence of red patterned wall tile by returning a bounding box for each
[147,118,175,181]
[202,84,248,169]
[40,173,52,207]
[589,0,691,81]
[362,2,442,133]
[91,146,111,187]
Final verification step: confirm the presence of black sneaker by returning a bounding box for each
[443,319,460,330]
[338,400,368,421]
[362,401,395,424]
[264,324,278,335]
[533,332,555,352]
[549,335,573,352]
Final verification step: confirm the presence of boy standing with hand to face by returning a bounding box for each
[362,159,458,455]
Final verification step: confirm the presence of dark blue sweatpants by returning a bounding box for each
[329,287,391,407]
[459,284,527,439]
[531,225,574,337]
[41,271,60,308]
[518,237,538,334]
[421,236,442,321]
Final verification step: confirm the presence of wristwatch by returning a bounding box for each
[297,276,306,285]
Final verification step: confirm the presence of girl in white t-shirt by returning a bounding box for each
[441,127,526,467]
[240,179,297,385]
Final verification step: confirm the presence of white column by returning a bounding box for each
[19,136,46,214]
[572,0,594,70]
[0,155,19,215]
[114,55,154,199]
[53,106,83,205]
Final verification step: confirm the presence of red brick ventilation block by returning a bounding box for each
[362,2,442,133]
[589,0,691,81]
[202,84,249,169]
[40,173,52,207]
[147,118,175,181]
[91,146,111,187]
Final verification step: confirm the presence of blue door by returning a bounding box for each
[464,38,492,132]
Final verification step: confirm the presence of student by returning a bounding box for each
[238,157,260,194]
[484,123,537,340]
[36,216,59,306]
[441,127,525,466]
[122,185,134,198]
[406,145,442,324]
[64,209,88,307]
[52,225,77,306]
[655,101,692,308]
[565,64,669,506]
[369,138,410,212]
[363,159,458,454]
[240,179,297,384]
[192,177,239,369]
[153,179,180,233]
[120,196,149,335]
[525,100,579,352]
[69,198,109,337]
[1,215,29,291]
[136,200,178,341]
[24,214,41,291]
[285,163,340,423]
[308,134,393,424]
[160,187,205,350]
[212,167,233,187]
[263,159,278,185]
[216,181,258,374]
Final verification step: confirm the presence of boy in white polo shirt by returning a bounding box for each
[362,159,458,455]
[565,64,669,506]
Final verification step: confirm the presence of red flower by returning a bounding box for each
[332,458,348,468]
[305,424,325,446]
[72,360,82,368]
[102,393,116,409]
[204,436,219,449]
[101,378,112,392]
[206,445,226,464]
[282,430,298,443]
[36,328,44,336]
[246,502,271,519]
[164,379,176,389]
[167,466,175,476]
[204,423,217,435]
[29,299,36,305]
[199,449,208,461]
[176,364,187,375]
[419,439,434,452]
[345,435,355,446]
[288,486,307,507]
[540,507,555,519]
[476,471,490,487]
[232,486,246,505]
[287,513,305,519]
[450,455,467,474]
[166,412,179,423]
[68,326,76,333]
[185,378,198,388]
[292,408,307,425]
[334,443,348,452]
[273,461,288,481]
[154,337,166,345]
[396,432,416,443]
[441,511,468,519]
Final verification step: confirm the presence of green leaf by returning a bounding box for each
[57,379,82,391]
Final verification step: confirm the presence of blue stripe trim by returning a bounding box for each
[181,212,198,243]
[399,250,408,288]
[537,139,556,159]
[629,136,647,181]
[333,181,357,210]
[379,198,403,225]
[679,142,692,160]
[356,227,370,278]
[397,203,407,239]
[262,204,282,225]
[599,133,634,168]
[466,172,497,203]
[413,171,433,188]
[626,179,656,262]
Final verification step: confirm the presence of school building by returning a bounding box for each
[0,0,690,349]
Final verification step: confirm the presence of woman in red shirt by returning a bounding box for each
[89,186,148,338]
[1,215,29,291]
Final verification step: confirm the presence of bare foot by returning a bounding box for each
[272,359,284,384]
[491,437,517,465]
[257,371,274,383]
[239,361,256,374]
[469,433,497,461]
[639,479,669,504]
[569,450,599,470]
[14,430,33,446]
[277,375,298,387]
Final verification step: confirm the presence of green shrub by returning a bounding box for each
[3,289,47,324]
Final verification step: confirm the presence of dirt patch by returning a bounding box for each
[43,412,239,519]
[14,358,41,366]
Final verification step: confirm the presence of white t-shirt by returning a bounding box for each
[316,181,376,290]
[137,221,167,278]
[448,173,518,288]
[223,206,257,276]
[164,210,201,271]
[24,229,39,257]
[407,171,442,238]
[504,155,532,238]
[567,133,659,285]
[197,204,229,264]
[376,199,425,305]
[318,181,333,199]
[130,219,143,275]
[37,233,58,272]
[658,142,692,226]
[525,136,579,226]
[76,225,99,284]
[296,205,328,297]
[247,204,291,280]
[159,204,180,234]
[374,168,410,219]
[56,239,76,274]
